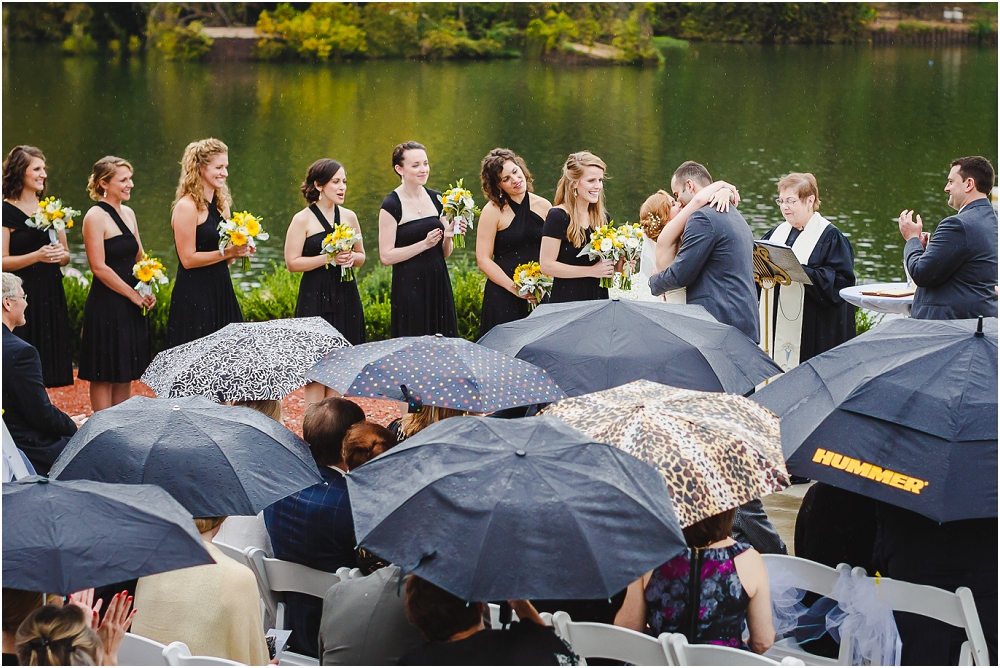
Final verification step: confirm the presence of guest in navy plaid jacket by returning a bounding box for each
[264,397,366,657]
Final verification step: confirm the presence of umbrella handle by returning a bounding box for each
[400,384,424,414]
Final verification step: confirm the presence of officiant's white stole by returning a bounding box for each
[759,211,830,371]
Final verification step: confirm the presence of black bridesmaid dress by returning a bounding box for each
[166,195,244,348]
[478,195,545,338]
[2,201,74,387]
[294,204,366,345]
[540,208,609,303]
[77,203,151,383]
[380,189,458,338]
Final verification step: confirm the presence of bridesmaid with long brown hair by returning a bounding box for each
[476,148,551,337]
[1,145,74,387]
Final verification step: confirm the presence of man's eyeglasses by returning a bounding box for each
[4,292,27,303]
[775,198,800,206]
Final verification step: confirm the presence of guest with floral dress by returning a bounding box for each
[615,507,774,654]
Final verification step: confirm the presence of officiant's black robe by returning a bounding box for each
[760,223,857,363]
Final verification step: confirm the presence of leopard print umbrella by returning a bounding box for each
[543,379,789,527]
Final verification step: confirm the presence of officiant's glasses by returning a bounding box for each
[775,197,800,206]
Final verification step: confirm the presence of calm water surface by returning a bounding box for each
[3,44,997,286]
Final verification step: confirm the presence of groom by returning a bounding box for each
[649,163,785,554]
[649,161,760,343]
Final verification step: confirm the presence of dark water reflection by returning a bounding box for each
[3,44,996,286]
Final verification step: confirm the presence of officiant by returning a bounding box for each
[759,173,856,370]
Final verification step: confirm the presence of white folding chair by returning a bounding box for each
[2,418,32,481]
[761,554,854,665]
[244,547,342,630]
[551,611,670,666]
[214,514,274,557]
[118,633,169,666]
[664,633,804,666]
[212,541,249,567]
[848,567,989,666]
[162,641,244,666]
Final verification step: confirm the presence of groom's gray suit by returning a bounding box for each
[649,204,760,343]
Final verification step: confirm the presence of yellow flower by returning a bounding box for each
[245,219,260,236]
[51,210,64,220]
[231,231,248,246]
[136,266,154,282]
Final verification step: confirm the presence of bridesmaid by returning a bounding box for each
[77,157,152,411]
[1,145,74,387]
[285,158,366,406]
[539,151,615,303]
[166,138,247,348]
[377,141,466,338]
[477,149,552,337]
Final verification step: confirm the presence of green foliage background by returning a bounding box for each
[0,2,922,62]
[61,259,487,364]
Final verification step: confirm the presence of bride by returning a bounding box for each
[628,182,741,302]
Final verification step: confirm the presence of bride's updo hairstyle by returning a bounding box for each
[638,190,674,242]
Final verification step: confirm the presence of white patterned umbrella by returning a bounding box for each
[141,317,351,401]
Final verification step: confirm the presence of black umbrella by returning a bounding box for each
[477,299,781,396]
[3,477,213,594]
[755,317,998,522]
[347,415,686,601]
[306,335,565,413]
[49,395,322,517]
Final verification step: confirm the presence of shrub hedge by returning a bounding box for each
[61,258,487,364]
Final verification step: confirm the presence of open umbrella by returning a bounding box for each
[141,317,351,401]
[754,317,998,522]
[306,334,565,413]
[477,299,781,396]
[347,415,685,602]
[50,395,322,517]
[3,477,212,594]
[543,380,789,527]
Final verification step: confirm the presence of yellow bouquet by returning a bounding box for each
[577,221,623,289]
[321,223,363,282]
[512,261,553,312]
[438,179,480,249]
[29,196,81,244]
[218,211,268,271]
[132,252,168,315]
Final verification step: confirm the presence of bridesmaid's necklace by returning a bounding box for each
[401,187,425,215]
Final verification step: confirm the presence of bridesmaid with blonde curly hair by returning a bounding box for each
[166,138,246,348]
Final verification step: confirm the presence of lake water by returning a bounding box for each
[3,44,997,286]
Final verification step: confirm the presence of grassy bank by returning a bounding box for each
[62,259,486,364]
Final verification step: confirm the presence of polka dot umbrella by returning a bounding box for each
[306,334,565,413]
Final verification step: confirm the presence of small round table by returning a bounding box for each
[840,282,914,316]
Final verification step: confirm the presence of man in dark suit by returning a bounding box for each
[649,161,760,343]
[899,156,998,320]
[2,272,78,474]
[264,397,364,658]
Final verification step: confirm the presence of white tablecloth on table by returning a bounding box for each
[840,282,914,315]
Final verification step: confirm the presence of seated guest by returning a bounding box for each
[15,605,102,667]
[1,272,78,475]
[389,406,466,442]
[615,508,774,654]
[233,398,283,423]
[264,397,365,657]
[4,589,44,664]
[342,421,396,471]
[873,501,997,665]
[318,565,425,665]
[131,516,269,666]
[399,576,578,665]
